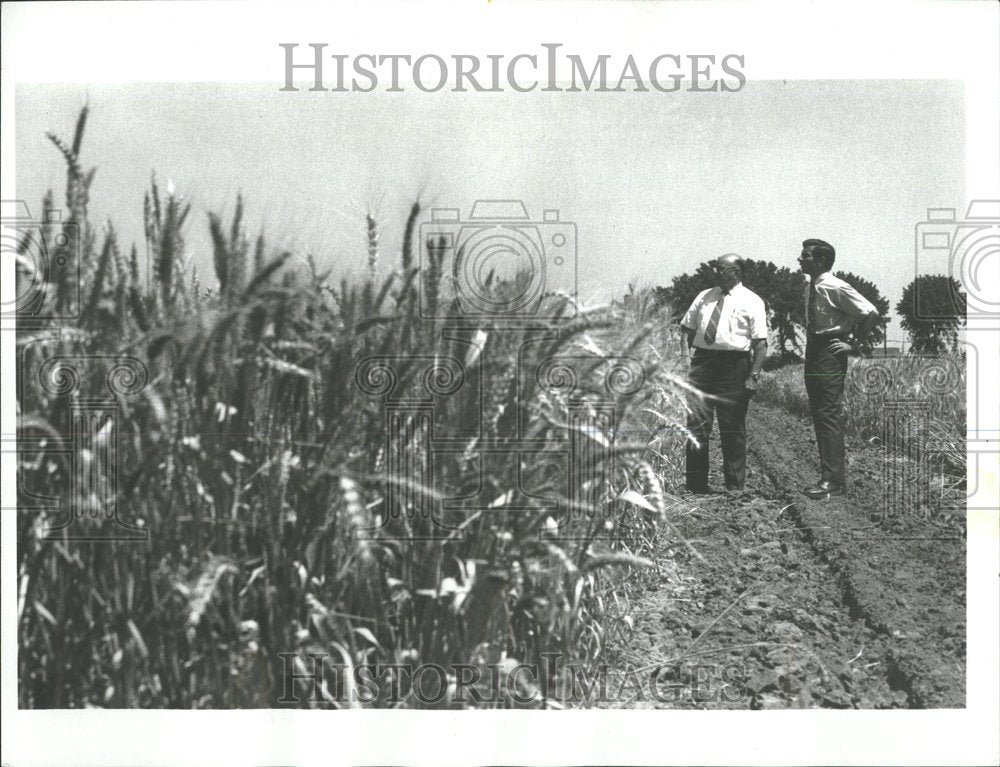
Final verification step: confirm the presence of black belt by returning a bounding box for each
[693,347,750,355]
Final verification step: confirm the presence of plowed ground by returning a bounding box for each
[601,402,966,709]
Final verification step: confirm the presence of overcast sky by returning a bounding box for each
[15,80,963,338]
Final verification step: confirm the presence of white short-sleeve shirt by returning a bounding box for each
[681,282,768,352]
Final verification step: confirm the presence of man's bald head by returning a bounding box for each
[712,253,744,291]
[714,254,744,273]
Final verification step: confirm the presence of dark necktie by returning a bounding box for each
[703,290,727,345]
[807,283,819,332]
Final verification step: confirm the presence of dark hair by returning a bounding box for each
[802,239,836,269]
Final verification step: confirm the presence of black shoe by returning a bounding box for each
[725,484,744,492]
[802,480,844,500]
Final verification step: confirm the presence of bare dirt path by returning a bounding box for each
[600,402,966,709]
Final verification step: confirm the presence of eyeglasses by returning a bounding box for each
[712,264,739,273]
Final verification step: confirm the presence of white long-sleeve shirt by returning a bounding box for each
[805,271,877,336]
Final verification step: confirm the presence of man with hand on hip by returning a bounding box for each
[798,238,880,500]
[681,254,768,494]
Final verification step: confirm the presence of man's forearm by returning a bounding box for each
[681,327,695,356]
[750,339,767,375]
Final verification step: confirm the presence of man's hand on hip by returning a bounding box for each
[828,339,853,355]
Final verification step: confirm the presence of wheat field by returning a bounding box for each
[16,109,692,708]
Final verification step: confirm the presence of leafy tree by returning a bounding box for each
[835,270,890,354]
[896,274,966,354]
[657,258,805,356]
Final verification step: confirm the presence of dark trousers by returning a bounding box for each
[804,334,848,486]
[686,348,752,490]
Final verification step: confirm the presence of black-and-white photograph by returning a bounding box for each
[2,2,998,766]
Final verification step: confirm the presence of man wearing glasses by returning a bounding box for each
[680,254,768,494]
[797,239,879,499]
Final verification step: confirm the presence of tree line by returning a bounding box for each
[653,262,966,356]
